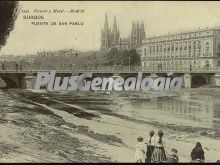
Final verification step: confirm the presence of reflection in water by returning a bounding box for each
[121,92,220,129]
[1,89,220,130]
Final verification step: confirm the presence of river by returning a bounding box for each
[0,88,220,162]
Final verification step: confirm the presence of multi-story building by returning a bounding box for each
[37,49,78,57]
[23,55,36,63]
[140,27,220,71]
[100,14,145,51]
[0,55,36,63]
[0,55,16,62]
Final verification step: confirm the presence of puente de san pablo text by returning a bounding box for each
[0,65,220,89]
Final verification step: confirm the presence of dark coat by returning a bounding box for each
[191,146,205,160]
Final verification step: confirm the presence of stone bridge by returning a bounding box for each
[0,66,220,89]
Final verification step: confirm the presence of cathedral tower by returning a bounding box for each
[100,14,109,50]
[130,21,145,49]
[100,14,120,50]
[111,15,120,46]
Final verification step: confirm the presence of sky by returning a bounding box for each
[1,1,220,56]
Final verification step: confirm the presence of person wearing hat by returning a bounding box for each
[145,130,155,162]
[151,130,167,163]
[135,136,146,163]
[167,148,179,163]
[190,142,205,162]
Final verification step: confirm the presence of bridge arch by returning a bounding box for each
[0,73,21,88]
[191,74,208,88]
[0,77,19,88]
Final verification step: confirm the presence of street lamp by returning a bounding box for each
[128,56,131,70]
[71,63,76,72]
[121,60,123,70]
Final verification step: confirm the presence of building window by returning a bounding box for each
[205,42,210,56]
[193,42,196,49]
[175,44,178,51]
[205,60,209,67]
[198,50,201,56]
[171,61,174,67]
[193,50,196,56]
[179,61,183,68]
[206,42,210,49]
[198,41,201,49]
[184,42,187,50]
[188,42,191,50]
[180,44,182,51]
[144,48,147,56]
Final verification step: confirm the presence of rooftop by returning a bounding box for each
[145,26,220,40]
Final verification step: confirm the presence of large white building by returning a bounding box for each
[141,27,220,71]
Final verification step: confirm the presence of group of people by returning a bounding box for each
[135,130,205,163]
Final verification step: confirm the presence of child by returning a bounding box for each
[135,136,146,163]
[167,148,179,163]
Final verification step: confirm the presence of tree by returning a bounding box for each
[0,1,19,49]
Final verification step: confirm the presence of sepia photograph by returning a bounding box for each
[0,1,220,163]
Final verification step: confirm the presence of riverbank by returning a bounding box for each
[0,89,220,162]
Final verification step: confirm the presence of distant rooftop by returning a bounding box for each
[146,25,220,39]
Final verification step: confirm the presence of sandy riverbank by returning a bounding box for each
[0,89,220,162]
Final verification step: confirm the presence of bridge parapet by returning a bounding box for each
[0,66,219,74]
[76,66,220,74]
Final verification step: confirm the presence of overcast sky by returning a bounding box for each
[1,1,220,56]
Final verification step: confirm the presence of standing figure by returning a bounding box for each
[146,130,155,162]
[190,142,205,163]
[135,136,146,163]
[151,130,167,163]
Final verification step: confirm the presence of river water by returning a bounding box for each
[0,88,220,162]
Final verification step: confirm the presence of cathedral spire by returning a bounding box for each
[141,22,144,29]
[112,15,117,32]
[137,21,139,28]
[104,13,109,31]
